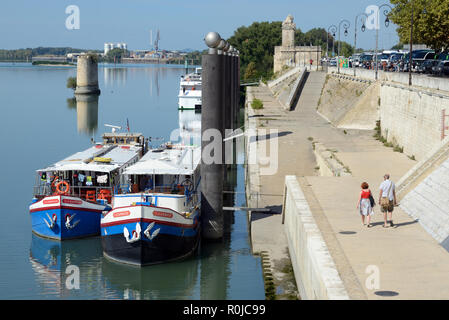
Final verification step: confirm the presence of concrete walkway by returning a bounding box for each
[247,71,449,299]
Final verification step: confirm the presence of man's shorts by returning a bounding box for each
[381,200,394,213]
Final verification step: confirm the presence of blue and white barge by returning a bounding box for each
[101,144,201,266]
[30,133,147,240]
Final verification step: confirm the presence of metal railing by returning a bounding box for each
[33,184,115,204]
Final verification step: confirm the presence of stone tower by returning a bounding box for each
[75,54,101,95]
[274,14,322,73]
[282,14,296,48]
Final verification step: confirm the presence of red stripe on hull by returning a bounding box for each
[103,204,184,218]
[29,205,104,214]
[101,217,197,229]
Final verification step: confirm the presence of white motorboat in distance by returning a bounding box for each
[178,67,202,111]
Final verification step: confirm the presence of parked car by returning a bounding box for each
[433,60,449,77]
[436,52,449,61]
[380,53,391,64]
[388,52,406,71]
[329,58,337,66]
[389,52,406,64]
[404,50,435,71]
[359,54,373,68]
[352,54,362,67]
[418,59,439,74]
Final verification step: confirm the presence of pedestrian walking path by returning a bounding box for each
[247,71,449,299]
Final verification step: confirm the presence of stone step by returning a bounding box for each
[294,72,326,111]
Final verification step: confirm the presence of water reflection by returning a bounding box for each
[103,66,128,87]
[29,234,105,298]
[101,257,199,300]
[66,93,100,136]
[178,110,201,146]
[103,65,164,97]
[199,241,231,300]
[75,94,99,135]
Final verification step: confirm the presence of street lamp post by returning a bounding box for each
[337,19,350,74]
[354,13,368,76]
[409,5,414,85]
[327,25,337,71]
[375,4,393,80]
[327,25,337,60]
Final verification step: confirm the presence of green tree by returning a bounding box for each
[335,41,355,57]
[244,61,258,80]
[66,77,77,90]
[104,48,129,63]
[304,28,329,47]
[228,21,282,79]
[391,43,405,50]
[389,0,449,51]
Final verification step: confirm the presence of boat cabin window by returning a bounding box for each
[127,174,194,195]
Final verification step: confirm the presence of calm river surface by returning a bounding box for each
[0,62,264,299]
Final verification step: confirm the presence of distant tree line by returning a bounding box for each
[0,47,101,61]
[227,21,354,80]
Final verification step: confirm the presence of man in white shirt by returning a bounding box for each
[378,174,397,228]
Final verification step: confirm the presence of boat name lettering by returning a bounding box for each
[43,199,59,205]
[63,199,83,205]
[113,211,131,218]
[153,211,173,218]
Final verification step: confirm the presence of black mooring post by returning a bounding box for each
[224,54,232,137]
[201,52,224,241]
[230,52,235,131]
[235,53,239,127]
[236,53,240,126]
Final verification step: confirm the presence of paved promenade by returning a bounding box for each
[247,71,449,299]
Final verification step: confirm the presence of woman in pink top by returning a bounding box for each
[357,182,374,227]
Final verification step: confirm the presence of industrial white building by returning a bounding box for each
[104,43,128,55]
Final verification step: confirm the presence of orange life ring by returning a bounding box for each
[55,181,70,195]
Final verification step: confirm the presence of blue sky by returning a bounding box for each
[0,0,399,51]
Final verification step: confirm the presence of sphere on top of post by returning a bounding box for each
[223,42,230,55]
[217,40,227,55]
[204,32,222,54]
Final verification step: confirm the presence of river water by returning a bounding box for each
[0,62,264,299]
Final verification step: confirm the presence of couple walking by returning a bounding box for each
[356,174,398,228]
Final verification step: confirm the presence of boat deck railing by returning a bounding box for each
[115,183,190,195]
[114,183,198,205]
[33,184,115,204]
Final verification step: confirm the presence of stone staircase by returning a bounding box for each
[293,71,327,112]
